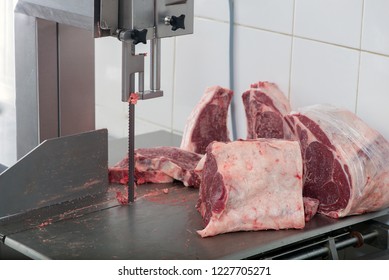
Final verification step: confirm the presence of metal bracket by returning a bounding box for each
[326,238,339,260]
[100,0,119,35]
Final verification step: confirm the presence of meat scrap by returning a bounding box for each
[196,139,305,238]
[180,86,233,154]
[242,81,293,140]
[109,147,202,187]
[109,156,132,185]
[303,197,320,222]
[116,188,130,205]
[286,104,389,218]
[135,147,202,187]
[109,155,172,185]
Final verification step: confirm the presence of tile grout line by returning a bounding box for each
[287,0,296,102]
[195,15,292,38]
[355,0,366,114]
[288,34,389,58]
[195,16,389,59]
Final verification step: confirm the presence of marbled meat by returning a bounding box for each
[180,86,233,154]
[286,104,389,218]
[109,146,202,187]
[196,139,305,237]
[242,81,293,140]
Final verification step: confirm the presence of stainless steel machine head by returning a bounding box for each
[100,0,194,101]
[14,0,194,158]
[14,0,194,204]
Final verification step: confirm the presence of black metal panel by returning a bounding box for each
[0,129,108,218]
[357,249,389,260]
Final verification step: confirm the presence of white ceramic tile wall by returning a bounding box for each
[362,0,389,56]
[194,0,229,22]
[294,0,364,48]
[233,27,292,137]
[93,1,389,143]
[173,17,229,133]
[235,0,294,34]
[290,38,360,112]
[357,52,389,139]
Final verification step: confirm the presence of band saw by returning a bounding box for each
[1,0,389,260]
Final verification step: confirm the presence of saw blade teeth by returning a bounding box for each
[128,103,135,203]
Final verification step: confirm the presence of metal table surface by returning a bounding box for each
[2,131,389,259]
[3,182,389,260]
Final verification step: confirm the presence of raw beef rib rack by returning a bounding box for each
[286,104,389,218]
[180,86,233,154]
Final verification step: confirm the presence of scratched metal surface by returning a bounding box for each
[4,181,389,260]
[2,131,389,259]
[0,129,108,218]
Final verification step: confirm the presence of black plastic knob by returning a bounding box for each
[130,29,148,45]
[168,14,186,31]
[118,28,148,44]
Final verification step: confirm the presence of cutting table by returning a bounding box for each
[1,130,389,260]
[8,0,389,260]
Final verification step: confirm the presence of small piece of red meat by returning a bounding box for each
[303,197,320,222]
[109,146,202,187]
[242,81,293,140]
